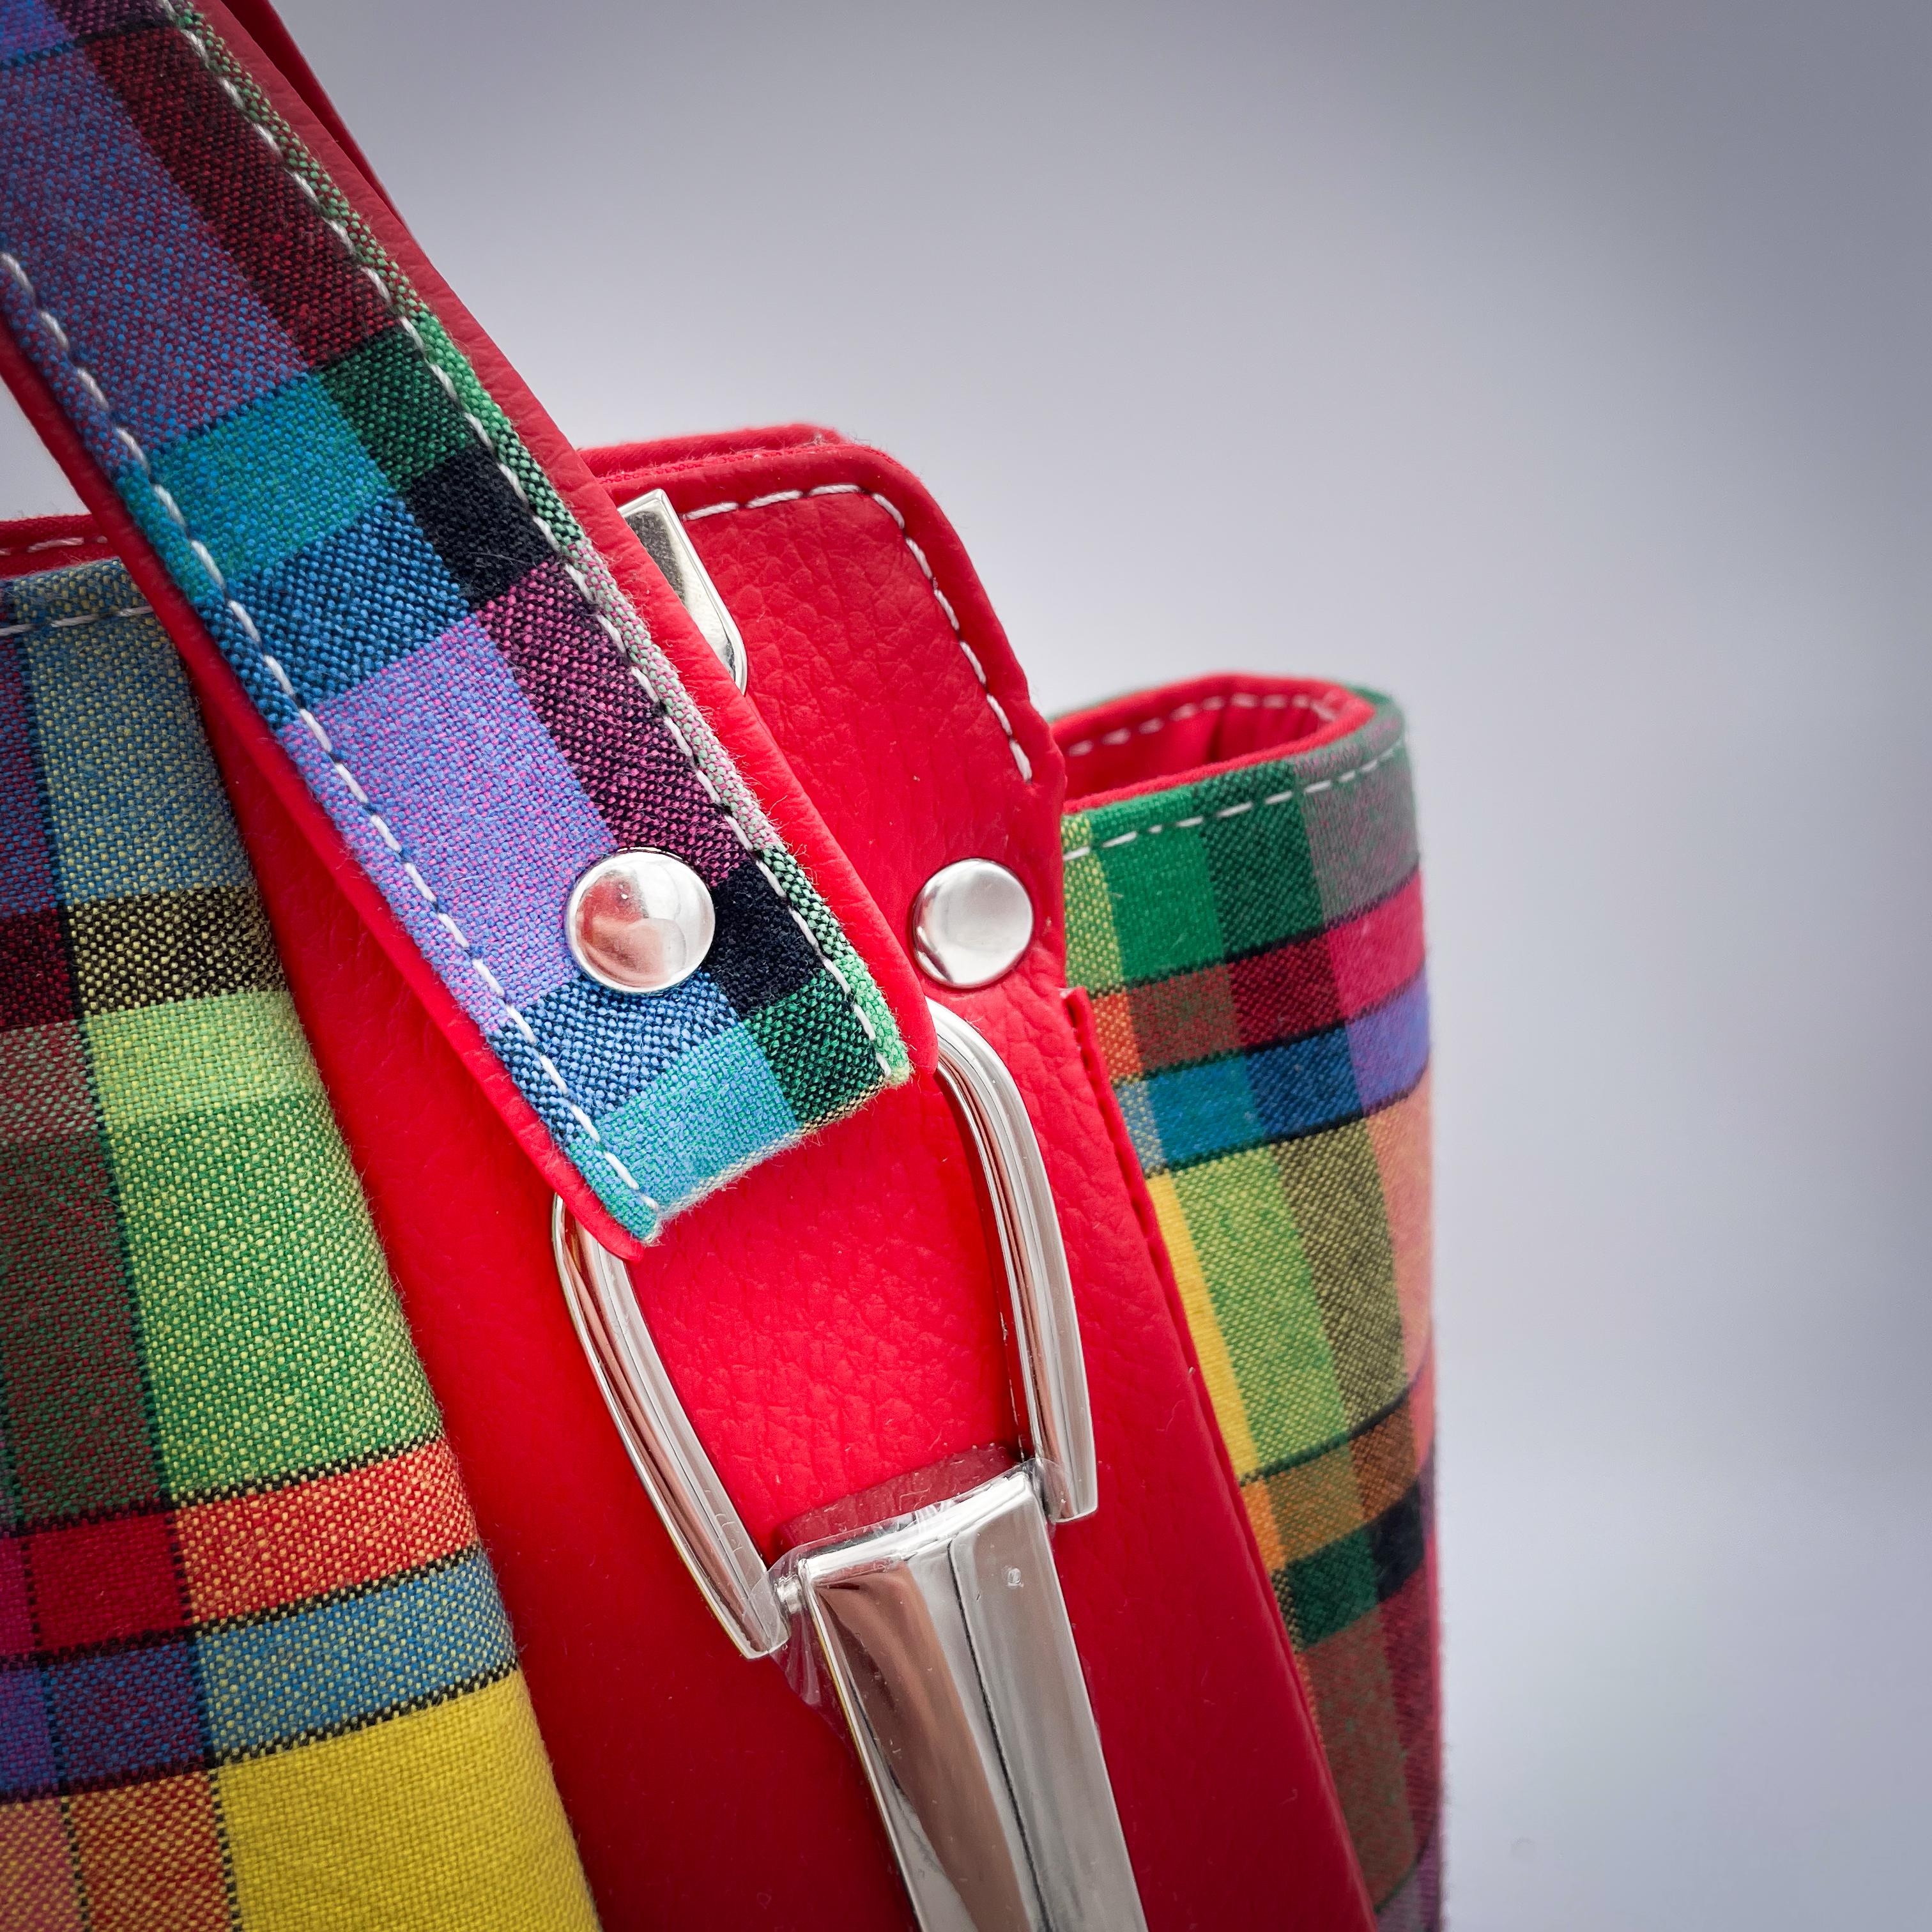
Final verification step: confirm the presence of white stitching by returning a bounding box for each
[0,603,151,638]
[0,242,663,1218]
[0,535,96,558]
[149,0,894,1091]
[1061,737,1407,862]
[678,483,1034,784]
[1061,687,1340,760]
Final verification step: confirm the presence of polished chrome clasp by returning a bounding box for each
[784,1464,1144,1932]
[926,1004,1096,1524]
[553,1206,788,1657]
[617,487,749,690]
[554,1002,1145,1932]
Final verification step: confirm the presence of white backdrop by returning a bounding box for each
[5,4,1928,1924]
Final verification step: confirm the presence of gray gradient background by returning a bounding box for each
[4,3,1928,1924]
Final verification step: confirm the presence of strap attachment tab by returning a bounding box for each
[553,1004,1140,1930]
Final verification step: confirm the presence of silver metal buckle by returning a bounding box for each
[617,487,749,691]
[553,1003,1146,1931]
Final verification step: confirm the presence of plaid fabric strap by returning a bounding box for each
[1061,695,1439,1931]
[1,556,598,1929]
[0,0,909,1245]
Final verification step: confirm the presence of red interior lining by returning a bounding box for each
[1055,671,1374,806]
[580,422,845,480]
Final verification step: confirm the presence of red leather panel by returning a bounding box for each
[585,437,1377,1931]
[589,440,1059,964]
[630,1071,1018,1541]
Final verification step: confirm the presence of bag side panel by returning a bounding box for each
[1061,698,1441,1931]
[0,557,599,1931]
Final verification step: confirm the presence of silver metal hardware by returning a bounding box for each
[910,860,1036,989]
[793,1466,1146,1932]
[553,1003,1139,1929]
[618,486,749,691]
[553,1204,788,1657]
[565,848,716,995]
[927,1004,1095,1522]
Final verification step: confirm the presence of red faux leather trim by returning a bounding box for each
[220,0,392,204]
[586,422,845,475]
[586,436,1065,954]
[1056,670,1375,806]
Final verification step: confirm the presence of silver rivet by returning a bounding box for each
[566,850,716,993]
[909,860,1034,989]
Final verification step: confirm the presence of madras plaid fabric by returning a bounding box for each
[1,558,598,1929]
[1062,694,1439,1931]
[0,0,908,1245]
